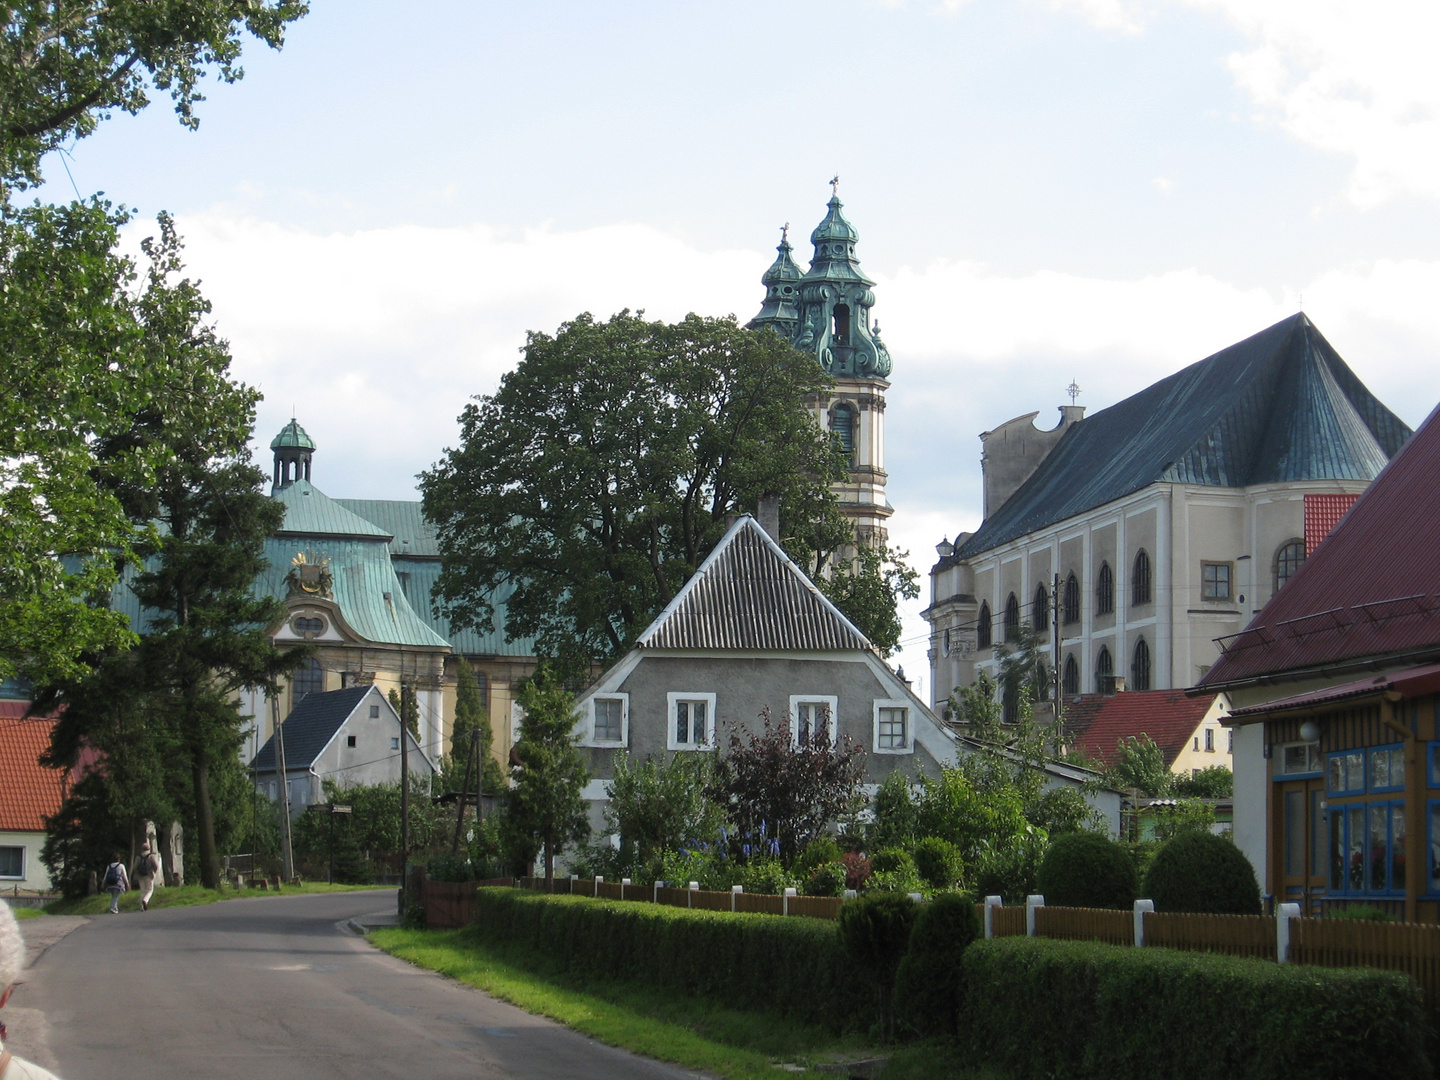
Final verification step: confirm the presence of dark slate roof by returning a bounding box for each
[959,315,1410,558]
[1201,400,1440,688]
[250,686,371,772]
[636,516,872,652]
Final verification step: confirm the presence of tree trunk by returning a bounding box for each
[543,836,554,885]
[192,746,221,890]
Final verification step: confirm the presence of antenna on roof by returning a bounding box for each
[1067,380,1082,405]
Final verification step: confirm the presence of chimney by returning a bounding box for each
[756,495,781,541]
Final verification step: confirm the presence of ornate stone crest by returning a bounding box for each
[285,551,333,599]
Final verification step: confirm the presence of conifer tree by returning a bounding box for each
[503,665,589,881]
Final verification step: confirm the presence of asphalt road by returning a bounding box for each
[11,891,702,1080]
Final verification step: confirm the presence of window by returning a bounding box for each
[832,303,851,345]
[1096,646,1113,689]
[1202,562,1232,601]
[0,846,22,879]
[346,735,357,748]
[792,696,838,748]
[1204,728,1214,752]
[1279,742,1321,776]
[1228,729,1234,754]
[831,403,856,461]
[1033,585,1049,632]
[1327,750,1366,794]
[1063,573,1080,624]
[292,615,325,636]
[668,692,716,750]
[1004,593,1020,641]
[873,699,912,753]
[977,602,992,649]
[1369,745,1405,792]
[1063,655,1079,696]
[369,705,380,718]
[390,737,400,750]
[1131,637,1151,691]
[293,658,324,700]
[942,628,951,657]
[1096,562,1114,616]
[592,695,627,744]
[1331,802,1405,894]
[1275,539,1306,591]
[1132,549,1152,605]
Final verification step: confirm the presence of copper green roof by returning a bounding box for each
[336,499,438,557]
[958,314,1411,559]
[274,480,392,540]
[270,419,316,451]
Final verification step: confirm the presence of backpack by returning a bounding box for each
[103,862,122,889]
[136,854,154,879]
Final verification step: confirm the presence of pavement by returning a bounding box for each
[9,891,707,1080]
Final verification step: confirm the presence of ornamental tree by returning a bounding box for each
[504,665,591,882]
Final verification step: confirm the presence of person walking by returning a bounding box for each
[132,843,160,912]
[101,855,128,915]
[0,899,65,1078]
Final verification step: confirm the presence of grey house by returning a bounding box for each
[251,685,436,817]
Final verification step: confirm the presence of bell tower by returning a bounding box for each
[271,418,316,492]
[748,182,894,547]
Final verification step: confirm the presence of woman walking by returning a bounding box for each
[100,855,128,915]
[132,843,160,912]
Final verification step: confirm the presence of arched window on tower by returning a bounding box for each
[1004,593,1021,641]
[1033,584,1049,632]
[830,403,856,463]
[832,303,851,346]
[1096,646,1113,691]
[977,602,992,650]
[1132,637,1152,691]
[1063,573,1080,624]
[1132,549,1152,605]
[293,657,324,701]
[1096,562,1114,616]
[1275,539,1306,592]
[1063,655,1079,696]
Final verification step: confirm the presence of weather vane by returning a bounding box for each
[1067,380,1082,404]
[780,222,789,242]
[830,174,840,196]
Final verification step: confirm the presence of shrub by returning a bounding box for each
[469,888,870,1032]
[894,892,980,1038]
[870,847,915,875]
[738,855,795,896]
[841,851,872,891]
[838,892,921,1039]
[426,853,477,883]
[912,837,964,891]
[1035,831,1137,909]
[804,862,847,897]
[1142,832,1260,915]
[1329,903,1398,923]
[958,937,1428,1080]
[795,837,843,878]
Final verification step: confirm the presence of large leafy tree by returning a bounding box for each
[421,311,849,673]
[504,665,590,882]
[812,542,919,658]
[603,750,723,871]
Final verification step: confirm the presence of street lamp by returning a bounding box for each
[328,804,352,884]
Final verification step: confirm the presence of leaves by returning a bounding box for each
[809,541,919,657]
[504,664,591,878]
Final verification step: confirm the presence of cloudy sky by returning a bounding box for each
[36,0,1440,695]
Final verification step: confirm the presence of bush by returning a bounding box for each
[795,837,843,878]
[804,862,847,897]
[470,888,869,1032]
[958,937,1429,1080]
[426,853,477,883]
[1142,832,1260,915]
[838,891,921,1039]
[1035,831,1137,909]
[1329,903,1398,923]
[912,837,964,891]
[738,855,796,895]
[841,851,872,891]
[894,892,979,1038]
[870,847,915,875]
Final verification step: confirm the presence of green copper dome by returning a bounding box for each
[810,194,859,246]
[270,419,317,451]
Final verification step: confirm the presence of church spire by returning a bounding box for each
[748,224,806,340]
[796,189,890,379]
[270,418,316,491]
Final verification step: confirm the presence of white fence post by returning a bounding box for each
[1133,899,1154,947]
[594,875,603,898]
[983,895,1002,939]
[1277,902,1301,963]
[653,881,661,904]
[907,892,923,903]
[1026,894,1045,936]
[688,881,698,909]
[783,886,797,916]
[731,885,743,912]
[843,889,858,901]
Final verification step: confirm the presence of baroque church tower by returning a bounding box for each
[748,184,894,546]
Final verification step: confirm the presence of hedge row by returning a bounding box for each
[959,937,1430,1080]
[469,887,869,1033]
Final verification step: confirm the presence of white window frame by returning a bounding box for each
[667,692,717,751]
[587,693,629,747]
[789,695,839,749]
[0,845,24,880]
[872,698,914,755]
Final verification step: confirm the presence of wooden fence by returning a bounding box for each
[1033,904,1134,947]
[1145,910,1276,960]
[421,876,513,929]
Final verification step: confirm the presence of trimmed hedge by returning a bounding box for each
[1142,831,1261,914]
[1035,831,1137,909]
[894,892,979,1038]
[959,937,1429,1080]
[469,887,869,1033]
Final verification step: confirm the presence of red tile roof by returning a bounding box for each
[1304,493,1359,555]
[1065,690,1216,770]
[1203,402,1440,688]
[0,703,64,832]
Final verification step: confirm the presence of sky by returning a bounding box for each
[35,0,1440,696]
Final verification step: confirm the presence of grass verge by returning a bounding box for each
[370,925,884,1080]
[45,881,389,916]
[10,906,42,920]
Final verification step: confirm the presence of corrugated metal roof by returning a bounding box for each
[1064,690,1216,770]
[1201,401,1440,687]
[273,481,392,540]
[959,315,1410,558]
[336,499,439,558]
[1228,664,1440,719]
[251,686,371,771]
[1305,493,1358,555]
[637,516,872,652]
[0,708,63,832]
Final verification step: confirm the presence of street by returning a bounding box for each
[10,892,701,1080]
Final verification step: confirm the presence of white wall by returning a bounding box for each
[0,829,52,892]
[1231,723,1269,894]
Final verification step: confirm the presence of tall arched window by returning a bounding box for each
[977,601,992,649]
[830,403,856,461]
[1004,593,1021,641]
[1132,637,1152,691]
[1033,584,1049,632]
[832,303,851,345]
[1275,539,1306,591]
[1063,655,1079,696]
[1132,549,1152,605]
[1096,562,1115,616]
[293,657,324,701]
[1063,572,1080,624]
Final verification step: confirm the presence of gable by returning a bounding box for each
[251,685,372,771]
[1068,690,1218,770]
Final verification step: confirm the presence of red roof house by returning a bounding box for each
[0,701,64,892]
[1066,690,1230,775]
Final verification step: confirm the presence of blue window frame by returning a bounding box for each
[1369,744,1405,793]
[1429,800,1440,895]
[1329,799,1405,895]
[1327,750,1366,795]
[1428,743,1440,788]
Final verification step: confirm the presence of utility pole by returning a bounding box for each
[452,729,475,855]
[272,694,294,882]
[400,681,410,863]
[1052,572,1063,730]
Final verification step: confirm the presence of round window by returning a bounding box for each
[292,616,326,636]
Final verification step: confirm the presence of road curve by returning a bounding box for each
[13,891,701,1080]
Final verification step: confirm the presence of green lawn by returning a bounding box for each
[44,881,390,916]
[10,906,43,920]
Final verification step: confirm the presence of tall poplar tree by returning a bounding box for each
[503,665,590,882]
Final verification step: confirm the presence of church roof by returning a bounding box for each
[803,195,875,288]
[270,419,316,451]
[637,516,873,652]
[336,498,438,557]
[274,480,393,541]
[958,315,1410,558]
[1200,400,1440,688]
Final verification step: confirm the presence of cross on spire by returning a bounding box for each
[1067,380,1082,404]
[830,174,840,197]
[781,222,789,242]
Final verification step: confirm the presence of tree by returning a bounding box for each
[995,625,1052,723]
[0,0,308,188]
[604,751,723,871]
[707,707,867,863]
[421,311,849,674]
[504,665,590,881]
[1111,734,1171,797]
[1172,765,1233,799]
[811,542,919,657]
[388,687,420,740]
[450,659,503,794]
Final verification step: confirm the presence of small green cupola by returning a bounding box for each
[271,419,316,491]
[747,225,806,340]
